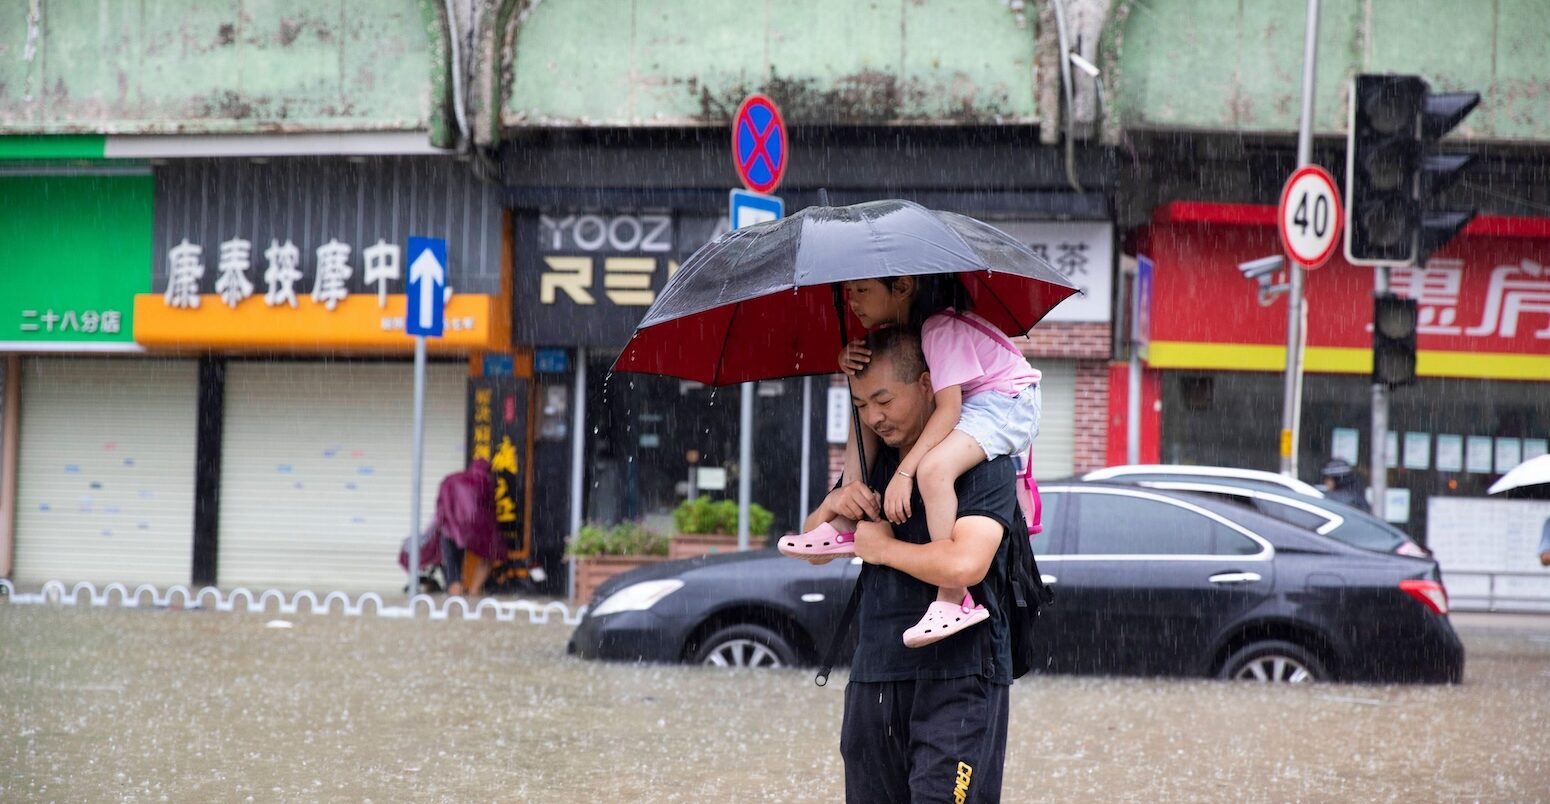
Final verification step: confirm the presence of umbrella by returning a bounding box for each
[1488,454,1550,496]
[612,199,1081,386]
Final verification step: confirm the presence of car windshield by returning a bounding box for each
[1252,498,1336,533]
[1326,514,1408,552]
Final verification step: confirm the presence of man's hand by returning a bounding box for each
[1540,550,1550,568]
[823,480,881,524]
[852,518,897,565]
[883,473,913,524]
[838,338,871,376]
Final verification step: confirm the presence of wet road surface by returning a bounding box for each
[3,604,1547,802]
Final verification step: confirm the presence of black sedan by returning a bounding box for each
[1083,477,1431,558]
[568,483,1464,683]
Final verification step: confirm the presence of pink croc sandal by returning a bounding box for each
[902,592,989,648]
[777,522,856,559]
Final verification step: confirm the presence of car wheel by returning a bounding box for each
[693,624,797,669]
[1219,640,1327,683]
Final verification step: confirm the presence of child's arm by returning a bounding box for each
[883,384,962,523]
[902,384,963,476]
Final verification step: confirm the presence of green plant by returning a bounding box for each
[671,498,774,536]
[566,521,668,558]
[672,497,720,534]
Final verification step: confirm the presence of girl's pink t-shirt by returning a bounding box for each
[920,310,1041,399]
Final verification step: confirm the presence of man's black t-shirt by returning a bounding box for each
[849,447,1018,685]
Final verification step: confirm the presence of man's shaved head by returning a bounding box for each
[857,326,927,384]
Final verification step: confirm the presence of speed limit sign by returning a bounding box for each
[1278,165,1343,268]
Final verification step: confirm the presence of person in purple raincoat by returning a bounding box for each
[435,459,504,597]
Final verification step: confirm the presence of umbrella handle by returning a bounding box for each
[833,284,874,497]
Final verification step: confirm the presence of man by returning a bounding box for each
[1538,515,1550,568]
[1320,458,1371,513]
[803,326,1020,803]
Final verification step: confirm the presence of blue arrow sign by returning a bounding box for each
[406,236,446,338]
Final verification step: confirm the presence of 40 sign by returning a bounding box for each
[1278,165,1343,268]
[732,94,787,194]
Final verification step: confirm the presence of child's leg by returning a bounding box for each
[917,431,990,603]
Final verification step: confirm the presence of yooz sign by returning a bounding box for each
[540,213,672,253]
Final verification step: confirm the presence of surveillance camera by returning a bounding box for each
[1238,255,1284,282]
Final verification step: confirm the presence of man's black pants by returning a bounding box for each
[841,676,1010,803]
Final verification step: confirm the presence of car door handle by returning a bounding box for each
[1041,574,1057,585]
[1208,572,1262,584]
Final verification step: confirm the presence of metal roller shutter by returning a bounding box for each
[13,358,198,586]
[1029,359,1076,480]
[217,361,466,591]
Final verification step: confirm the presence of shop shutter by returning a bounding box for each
[217,361,467,592]
[1029,359,1076,480]
[13,358,198,586]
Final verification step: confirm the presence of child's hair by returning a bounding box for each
[879,274,973,328]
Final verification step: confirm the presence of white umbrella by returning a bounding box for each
[1487,454,1550,495]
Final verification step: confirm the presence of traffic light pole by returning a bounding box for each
[1371,269,1390,519]
[1281,0,1320,479]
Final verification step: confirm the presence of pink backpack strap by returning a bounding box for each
[1022,445,1043,536]
[944,310,1023,357]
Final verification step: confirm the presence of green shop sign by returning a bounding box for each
[0,173,150,347]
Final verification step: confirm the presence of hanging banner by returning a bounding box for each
[468,375,533,589]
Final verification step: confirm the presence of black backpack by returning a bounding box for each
[1002,502,1055,679]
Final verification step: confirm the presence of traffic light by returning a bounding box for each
[1344,74,1479,266]
[1373,293,1418,386]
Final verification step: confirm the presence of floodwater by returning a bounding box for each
[3,604,1547,802]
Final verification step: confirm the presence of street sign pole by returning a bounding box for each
[737,384,754,551]
[405,237,447,597]
[408,335,427,596]
[730,95,789,551]
[1281,0,1321,479]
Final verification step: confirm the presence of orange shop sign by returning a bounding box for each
[133,236,503,352]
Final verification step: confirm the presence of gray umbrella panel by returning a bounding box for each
[640,200,1079,331]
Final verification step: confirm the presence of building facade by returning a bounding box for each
[9,0,1549,595]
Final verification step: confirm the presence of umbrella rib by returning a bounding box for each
[711,298,744,386]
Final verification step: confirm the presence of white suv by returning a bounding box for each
[1081,464,1327,499]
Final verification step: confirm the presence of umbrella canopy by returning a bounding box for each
[613,199,1081,385]
[1488,454,1550,495]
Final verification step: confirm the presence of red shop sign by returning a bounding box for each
[1139,202,1550,381]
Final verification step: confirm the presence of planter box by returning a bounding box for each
[669,533,768,560]
[570,555,671,606]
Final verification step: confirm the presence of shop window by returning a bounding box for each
[1180,375,1214,412]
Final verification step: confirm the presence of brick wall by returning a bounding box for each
[1015,321,1112,361]
[1071,360,1111,473]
